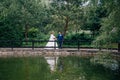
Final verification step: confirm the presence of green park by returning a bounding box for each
[0,0,120,80]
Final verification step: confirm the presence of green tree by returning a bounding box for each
[93,0,120,46]
[81,0,107,38]
[45,0,84,36]
[0,0,23,46]
[0,0,47,46]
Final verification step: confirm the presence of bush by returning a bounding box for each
[64,32,93,45]
[0,26,23,47]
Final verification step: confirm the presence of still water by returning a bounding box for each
[0,55,119,80]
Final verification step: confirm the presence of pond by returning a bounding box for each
[0,55,119,80]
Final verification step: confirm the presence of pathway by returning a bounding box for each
[0,48,118,57]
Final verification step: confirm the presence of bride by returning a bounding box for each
[45,31,58,49]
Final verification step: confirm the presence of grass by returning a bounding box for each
[104,43,118,49]
[22,41,94,48]
[22,42,47,47]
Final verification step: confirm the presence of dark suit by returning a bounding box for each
[57,34,64,49]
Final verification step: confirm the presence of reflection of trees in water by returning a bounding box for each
[90,52,119,70]
[56,56,120,80]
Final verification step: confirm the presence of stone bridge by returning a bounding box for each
[0,48,119,57]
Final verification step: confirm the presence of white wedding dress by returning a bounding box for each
[45,34,58,49]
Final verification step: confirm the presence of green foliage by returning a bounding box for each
[81,4,107,38]
[0,0,24,46]
[0,23,23,46]
[28,27,38,39]
[0,0,49,46]
[64,32,93,45]
[93,0,120,46]
[0,0,120,48]
[45,0,84,35]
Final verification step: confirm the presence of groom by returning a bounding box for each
[57,32,64,49]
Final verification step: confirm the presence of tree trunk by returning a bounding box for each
[63,16,69,36]
[25,24,29,44]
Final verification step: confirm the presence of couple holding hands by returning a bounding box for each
[45,31,64,49]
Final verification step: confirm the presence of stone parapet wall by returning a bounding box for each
[0,49,97,58]
[0,48,118,57]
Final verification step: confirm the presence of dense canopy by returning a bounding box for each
[0,0,120,46]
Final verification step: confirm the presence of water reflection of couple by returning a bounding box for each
[45,31,64,49]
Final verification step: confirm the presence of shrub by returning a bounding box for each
[64,32,93,45]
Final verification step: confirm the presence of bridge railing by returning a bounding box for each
[0,40,93,50]
[0,40,119,52]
